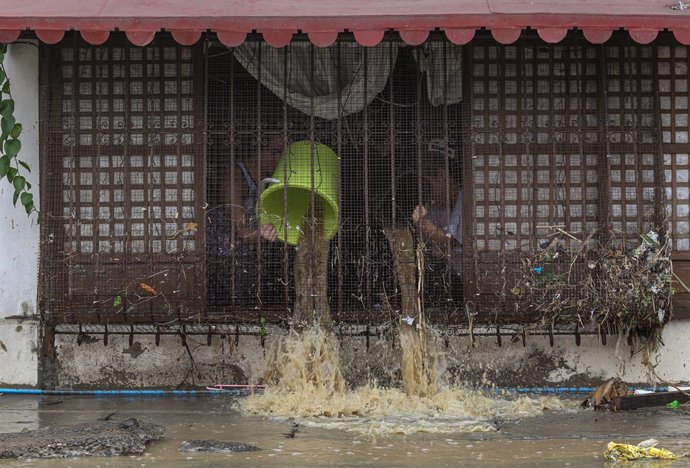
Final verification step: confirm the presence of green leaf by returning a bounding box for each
[640,233,661,249]
[1,115,15,139]
[12,190,19,206]
[24,200,34,215]
[4,138,20,157]
[20,192,32,206]
[0,99,14,118]
[26,181,31,190]
[6,167,16,182]
[12,175,25,192]
[18,160,30,173]
[10,122,21,139]
[0,68,5,83]
[0,155,9,178]
[113,295,122,307]
[2,80,9,95]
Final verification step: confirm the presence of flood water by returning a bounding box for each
[1,394,689,467]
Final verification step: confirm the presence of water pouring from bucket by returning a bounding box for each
[257,140,340,246]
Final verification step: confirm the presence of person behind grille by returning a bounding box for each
[411,140,463,300]
[207,133,287,306]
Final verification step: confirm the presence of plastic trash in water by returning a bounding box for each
[604,442,677,461]
[637,438,659,449]
[667,400,680,409]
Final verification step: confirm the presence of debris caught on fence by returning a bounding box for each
[516,228,673,353]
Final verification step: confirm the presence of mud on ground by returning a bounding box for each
[0,418,164,459]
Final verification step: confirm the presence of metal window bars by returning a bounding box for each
[39,31,687,331]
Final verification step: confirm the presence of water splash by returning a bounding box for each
[243,226,573,436]
[261,325,345,396]
[243,325,572,436]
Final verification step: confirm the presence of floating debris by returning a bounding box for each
[604,441,677,461]
[581,378,630,409]
[0,419,164,459]
[179,440,260,453]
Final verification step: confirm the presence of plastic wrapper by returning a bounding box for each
[604,442,677,461]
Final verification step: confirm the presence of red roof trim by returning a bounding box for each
[399,30,430,46]
[674,29,690,45]
[445,29,475,45]
[353,30,385,47]
[307,31,339,48]
[582,28,614,44]
[35,30,65,44]
[0,0,688,46]
[80,30,110,45]
[537,28,568,44]
[491,28,522,44]
[0,29,20,43]
[217,31,246,48]
[171,30,202,46]
[125,31,157,47]
[629,29,660,44]
[261,29,296,48]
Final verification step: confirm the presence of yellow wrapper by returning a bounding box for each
[604,442,677,461]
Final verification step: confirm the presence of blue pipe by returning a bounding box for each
[494,386,666,394]
[496,387,596,394]
[0,386,666,396]
[0,388,254,397]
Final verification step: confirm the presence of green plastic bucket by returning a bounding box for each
[257,141,340,245]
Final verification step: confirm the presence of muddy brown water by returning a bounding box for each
[1,395,689,467]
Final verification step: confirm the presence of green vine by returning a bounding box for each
[0,44,36,216]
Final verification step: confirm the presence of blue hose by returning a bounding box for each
[0,388,252,397]
[0,386,665,396]
[496,387,596,394]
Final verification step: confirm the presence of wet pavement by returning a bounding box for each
[0,394,689,467]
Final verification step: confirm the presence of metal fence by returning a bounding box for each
[39,31,687,329]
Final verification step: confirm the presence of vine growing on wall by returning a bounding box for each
[0,43,36,216]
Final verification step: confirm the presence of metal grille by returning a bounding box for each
[41,35,206,322]
[204,37,465,325]
[658,44,690,252]
[465,34,666,320]
[39,32,684,327]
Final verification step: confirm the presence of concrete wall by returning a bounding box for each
[0,42,41,387]
[53,320,690,389]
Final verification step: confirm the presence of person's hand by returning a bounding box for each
[259,224,277,242]
[412,205,428,224]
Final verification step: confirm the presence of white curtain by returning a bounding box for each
[414,42,463,107]
[234,42,399,120]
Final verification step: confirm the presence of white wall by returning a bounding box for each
[441,321,690,387]
[0,42,40,386]
[53,320,690,389]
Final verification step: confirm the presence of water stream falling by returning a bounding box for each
[243,224,573,436]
